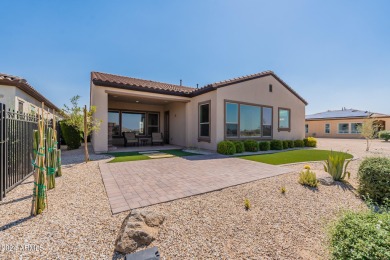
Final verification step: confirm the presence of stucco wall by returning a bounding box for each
[0,85,16,109]
[215,75,306,144]
[163,102,187,146]
[91,83,108,152]
[306,117,390,138]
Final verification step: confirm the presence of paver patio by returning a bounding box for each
[99,154,292,214]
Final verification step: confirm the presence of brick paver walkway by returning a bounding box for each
[99,154,292,214]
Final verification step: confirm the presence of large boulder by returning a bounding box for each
[115,210,165,254]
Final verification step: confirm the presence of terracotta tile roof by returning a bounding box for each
[91,71,196,95]
[0,73,60,111]
[92,71,307,105]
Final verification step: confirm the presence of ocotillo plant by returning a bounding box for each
[31,104,48,216]
[46,127,56,189]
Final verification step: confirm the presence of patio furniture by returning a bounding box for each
[138,137,151,146]
[151,132,164,146]
[123,132,138,147]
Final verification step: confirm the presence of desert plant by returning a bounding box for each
[46,127,57,190]
[244,198,251,210]
[282,140,289,150]
[304,137,317,147]
[294,139,304,147]
[270,140,283,150]
[232,141,245,153]
[287,140,295,148]
[280,186,287,194]
[244,140,259,152]
[358,118,379,151]
[378,130,390,141]
[298,169,319,187]
[323,151,351,181]
[60,121,81,150]
[304,165,311,170]
[358,157,390,203]
[259,141,271,151]
[217,141,236,155]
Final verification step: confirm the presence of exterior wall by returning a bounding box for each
[163,102,187,146]
[306,117,390,138]
[0,85,16,108]
[215,75,306,144]
[91,83,108,153]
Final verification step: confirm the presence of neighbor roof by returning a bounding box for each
[306,109,389,120]
[91,71,308,105]
[0,73,60,111]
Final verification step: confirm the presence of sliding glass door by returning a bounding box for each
[121,112,145,135]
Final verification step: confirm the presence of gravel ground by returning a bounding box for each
[1,139,387,259]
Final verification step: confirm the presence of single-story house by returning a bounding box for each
[305,108,390,138]
[0,73,60,117]
[90,71,307,152]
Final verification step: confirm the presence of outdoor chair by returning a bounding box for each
[123,132,138,147]
[151,132,164,146]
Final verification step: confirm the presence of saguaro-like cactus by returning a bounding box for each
[46,127,56,190]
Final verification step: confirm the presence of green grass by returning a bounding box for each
[239,149,353,165]
[107,149,198,163]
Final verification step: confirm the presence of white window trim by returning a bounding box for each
[338,123,350,134]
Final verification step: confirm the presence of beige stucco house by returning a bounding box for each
[305,108,390,138]
[0,73,60,117]
[90,71,307,153]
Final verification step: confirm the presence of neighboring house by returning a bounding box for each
[0,73,60,117]
[305,108,390,138]
[90,71,307,152]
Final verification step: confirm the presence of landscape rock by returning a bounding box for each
[115,210,165,254]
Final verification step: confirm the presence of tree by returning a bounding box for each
[358,118,378,152]
[62,96,101,162]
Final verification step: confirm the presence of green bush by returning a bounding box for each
[329,210,390,259]
[217,141,236,155]
[358,157,390,203]
[232,141,245,153]
[244,140,259,152]
[287,140,295,148]
[259,141,271,151]
[294,139,304,147]
[304,137,317,147]
[323,151,351,181]
[298,169,318,187]
[282,140,289,150]
[378,130,390,141]
[270,140,283,150]
[60,121,81,150]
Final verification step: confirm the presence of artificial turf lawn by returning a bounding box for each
[108,149,198,163]
[239,149,353,165]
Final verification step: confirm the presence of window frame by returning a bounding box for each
[198,100,211,142]
[305,124,309,134]
[18,100,24,114]
[278,107,291,132]
[338,123,349,134]
[325,123,330,134]
[224,100,273,140]
[108,110,121,137]
[350,122,362,134]
[146,112,160,135]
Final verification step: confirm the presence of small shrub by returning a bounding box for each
[294,139,304,147]
[323,151,351,181]
[298,169,319,187]
[244,140,259,152]
[60,121,81,150]
[270,140,283,150]
[232,141,245,153]
[287,140,295,148]
[358,157,390,203]
[280,186,287,194]
[244,198,251,210]
[282,140,289,150]
[217,141,236,155]
[304,165,311,170]
[259,141,271,151]
[329,210,390,259]
[378,130,390,141]
[304,137,317,147]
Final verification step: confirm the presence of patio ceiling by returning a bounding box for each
[107,90,190,106]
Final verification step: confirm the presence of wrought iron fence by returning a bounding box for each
[0,103,59,200]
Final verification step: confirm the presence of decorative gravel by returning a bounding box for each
[0,139,387,259]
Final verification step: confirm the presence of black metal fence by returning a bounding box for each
[0,103,58,201]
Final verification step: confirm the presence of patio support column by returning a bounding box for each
[91,86,108,153]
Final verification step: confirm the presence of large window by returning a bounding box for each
[122,112,145,135]
[278,108,290,130]
[240,105,261,137]
[108,111,120,136]
[351,123,362,134]
[225,101,273,138]
[325,123,330,134]
[199,102,210,139]
[226,102,238,137]
[147,113,159,134]
[338,123,349,134]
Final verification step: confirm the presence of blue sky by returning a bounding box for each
[1,0,389,114]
